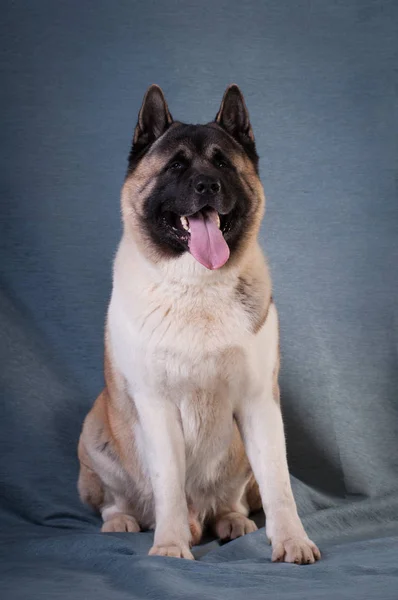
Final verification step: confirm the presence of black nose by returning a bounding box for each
[194,176,221,196]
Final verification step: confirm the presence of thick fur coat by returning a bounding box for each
[78,85,320,564]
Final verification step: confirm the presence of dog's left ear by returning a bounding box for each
[133,85,173,153]
[215,85,255,145]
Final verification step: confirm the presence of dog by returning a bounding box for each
[77,84,320,564]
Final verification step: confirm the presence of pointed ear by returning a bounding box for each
[215,84,254,145]
[132,85,173,153]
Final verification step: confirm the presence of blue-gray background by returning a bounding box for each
[1,1,397,598]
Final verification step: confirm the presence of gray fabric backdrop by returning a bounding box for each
[1,1,397,598]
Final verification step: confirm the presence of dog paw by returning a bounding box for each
[189,516,203,547]
[272,537,321,564]
[149,543,194,560]
[216,512,258,540]
[101,514,140,533]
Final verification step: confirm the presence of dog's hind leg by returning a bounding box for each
[101,498,141,533]
[77,438,104,510]
[213,508,258,541]
[212,480,258,541]
[79,439,141,533]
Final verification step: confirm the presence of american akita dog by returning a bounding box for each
[78,84,320,564]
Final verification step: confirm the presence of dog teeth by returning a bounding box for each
[216,213,221,229]
[180,216,190,232]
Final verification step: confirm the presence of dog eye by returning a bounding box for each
[216,160,228,168]
[213,154,229,169]
[169,161,183,171]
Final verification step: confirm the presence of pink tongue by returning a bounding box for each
[187,209,230,270]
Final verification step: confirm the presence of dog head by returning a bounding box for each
[121,84,265,271]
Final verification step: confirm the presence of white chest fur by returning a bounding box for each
[108,239,254,404]
[106,239,261,491]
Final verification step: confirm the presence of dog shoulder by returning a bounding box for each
[235,245,272,336]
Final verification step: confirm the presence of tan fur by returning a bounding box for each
[78,87,320,564]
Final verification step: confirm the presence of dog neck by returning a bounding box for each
[115,231,249,292]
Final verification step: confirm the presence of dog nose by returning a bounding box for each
[194,176,221,196]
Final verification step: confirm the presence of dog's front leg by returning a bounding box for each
[237,392,321,564]
[136,396,193,559]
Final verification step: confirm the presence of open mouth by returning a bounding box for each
[163,207,230,270]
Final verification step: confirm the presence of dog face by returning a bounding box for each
[121,85,265,270]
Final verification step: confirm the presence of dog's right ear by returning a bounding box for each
[132,85,173,154]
